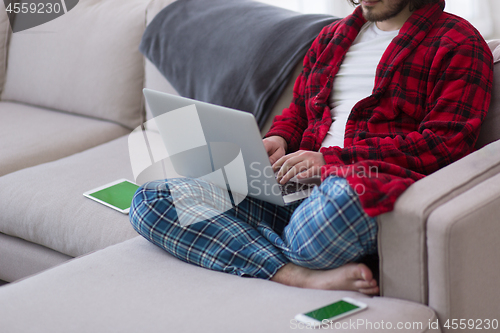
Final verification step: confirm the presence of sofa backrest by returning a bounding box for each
[0,0,151,130]
[475,40,500,149]
[259,63,303,136]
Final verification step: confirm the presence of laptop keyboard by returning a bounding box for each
[279,181,316,196]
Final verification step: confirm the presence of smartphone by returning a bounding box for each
[294,297,367,327]
[83,179,140,214]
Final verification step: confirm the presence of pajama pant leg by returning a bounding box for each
[129,178,299,279]
[129,176,378,280]
[260,177,379,270]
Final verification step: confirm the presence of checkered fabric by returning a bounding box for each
[129,177,377,279]
[265,0,494,217]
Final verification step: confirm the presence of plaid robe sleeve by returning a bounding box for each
[266,0,494,217]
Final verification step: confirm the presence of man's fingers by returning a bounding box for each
[269,149,285,165]
[272,153,291,172]
[273,151,325,183]
[263,136,287,165]
[274,153,302,177]
[295,167,320,180]
[278,160,310,184]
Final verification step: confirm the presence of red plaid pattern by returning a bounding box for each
[266,0,494,217]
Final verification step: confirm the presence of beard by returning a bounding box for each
[362,0,410,22]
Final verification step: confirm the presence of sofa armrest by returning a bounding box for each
[377,140,500,304]
[427,172,500,331]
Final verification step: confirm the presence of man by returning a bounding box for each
[130,0,493,295]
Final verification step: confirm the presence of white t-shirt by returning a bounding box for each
[320,22,399,149]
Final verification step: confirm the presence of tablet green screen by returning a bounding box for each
[88,181,140,210]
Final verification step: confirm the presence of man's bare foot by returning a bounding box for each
[270,262,379,295]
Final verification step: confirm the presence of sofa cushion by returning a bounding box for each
[141,0,305,135]
[0,236,440,333]
[476,39,500,149]
[1,0,149,130]
[0,102,130,177]
[0,233,72,283]
[0,135,139,257]
[141,0,338,128]
[0,1,10,95]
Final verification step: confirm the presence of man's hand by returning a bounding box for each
[263,136,288,165]
[273,150,325,185]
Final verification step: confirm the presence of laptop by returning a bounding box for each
[143,88,319,206]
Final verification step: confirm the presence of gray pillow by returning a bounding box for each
[140,0,339,128]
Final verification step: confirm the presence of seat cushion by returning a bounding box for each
[0,236,440,333]
[0,102,130,176]
[0,135,139,257]
[1,0,149,129]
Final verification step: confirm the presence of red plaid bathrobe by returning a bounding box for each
[266,0,494,217]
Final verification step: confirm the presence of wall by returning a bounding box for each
[259,0,500,39]
[489,0,500,39]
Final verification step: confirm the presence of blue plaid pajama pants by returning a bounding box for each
[129,176,378,279]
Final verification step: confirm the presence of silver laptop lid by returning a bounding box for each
[143,88,289,206]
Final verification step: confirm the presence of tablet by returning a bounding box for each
[83,179,140,214]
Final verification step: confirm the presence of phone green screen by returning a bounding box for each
[305,300,359,321]
[88,181,140,210]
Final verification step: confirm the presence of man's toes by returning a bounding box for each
[356,263,373,282]
[353,278,377,290]
[342,263,371,280]
[358,286,380,296]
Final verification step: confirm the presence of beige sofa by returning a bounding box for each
[0,1,499,332]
